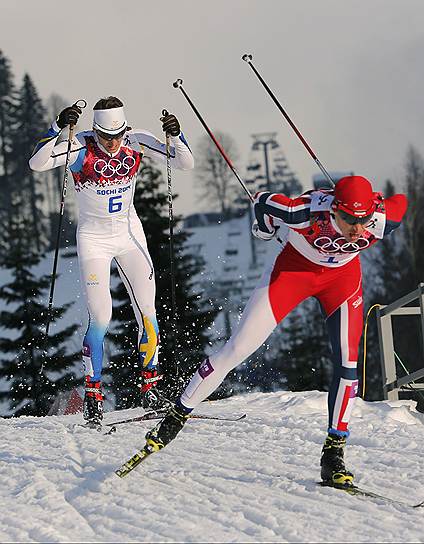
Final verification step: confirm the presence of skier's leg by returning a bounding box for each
[115,248,158,367]
[180,279,277,407]
[320,266,363,437]
[180,250,315,409]
[318,259,363,484]
[79,258,113,382]
[115,247,162,406]
[146,247,316,449]
[78,256,113,423]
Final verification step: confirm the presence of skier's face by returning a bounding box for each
[334,211,367,242]
[96,131,124,154]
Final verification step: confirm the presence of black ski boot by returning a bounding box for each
[320,433,354,486]
[140,369,168,410]
[145,404,190,451]
[83,379,104,427]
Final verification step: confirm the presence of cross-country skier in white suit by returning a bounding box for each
[29,96,194,425]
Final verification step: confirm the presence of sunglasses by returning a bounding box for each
[337,209,373,226]
[96,129,126,141]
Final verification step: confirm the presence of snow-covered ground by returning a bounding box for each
[1,390,424,543]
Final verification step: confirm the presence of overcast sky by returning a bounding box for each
[1,0,423,215]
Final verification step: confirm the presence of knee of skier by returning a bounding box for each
[87,304,112,331]
[216,339,250,371]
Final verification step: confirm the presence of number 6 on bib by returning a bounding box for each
[109,195,123,213]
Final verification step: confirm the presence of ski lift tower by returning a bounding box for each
[251,132,280,192]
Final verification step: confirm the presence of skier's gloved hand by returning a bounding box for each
[56,104,82,129]
[252,220,277,241]
[161,113,180,137]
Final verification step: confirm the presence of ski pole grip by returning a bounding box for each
[242,53,253,62]
[69,99,87,128]
[173,79,183,89]
[74,99,87,109]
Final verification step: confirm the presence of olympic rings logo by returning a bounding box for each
[94,156,136,178]
[313,236,370,253]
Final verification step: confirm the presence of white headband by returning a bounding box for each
[93,106,127,134]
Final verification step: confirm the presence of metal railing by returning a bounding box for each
[376,283,424,400]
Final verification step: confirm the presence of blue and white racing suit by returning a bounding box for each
[29,119,193,383]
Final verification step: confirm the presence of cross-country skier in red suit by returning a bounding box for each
[140,175,407,485]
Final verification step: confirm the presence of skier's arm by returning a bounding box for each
[382,194,408,236]
[253,191,311,235]
[28,120,84,172]
[133,129,194,171]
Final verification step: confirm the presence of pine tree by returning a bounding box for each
[10,74,47,252]
[277,301,332,392]
[0,50,16,226]
[362,149,424,404]
[0,194,81,416]
[106,159,218,408]
[403,146,424,285]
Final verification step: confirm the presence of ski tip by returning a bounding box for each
[115,447,153,478]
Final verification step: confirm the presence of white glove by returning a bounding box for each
[251,220,276,241]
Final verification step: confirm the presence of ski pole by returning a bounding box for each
[161,109,177,318]
[173,79,254,203]
[173,79,286,246]
[44,99,87,345]
[242,54,335,188]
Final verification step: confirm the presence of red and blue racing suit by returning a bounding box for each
[179,188,407,437]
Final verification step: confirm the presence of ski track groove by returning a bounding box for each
[59,423,106,540]
[0,419,98,542]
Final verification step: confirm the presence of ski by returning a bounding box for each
[115,445,156,478]
[189,413,246,422]
[106,412,246,436]
[105,409,169,428]
[318,481,424,509]
[115,413,247,477]
[106,411,246,429]
[72,411,246,436]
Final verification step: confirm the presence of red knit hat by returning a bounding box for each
[334,176,375,217]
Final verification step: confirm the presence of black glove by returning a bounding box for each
[161,113,180,137]
[56,104,82,129]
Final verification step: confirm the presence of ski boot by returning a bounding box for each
[145,403,190,451]
[320,433,354,487]
[83,378,104,427]
[140,369,168,410]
